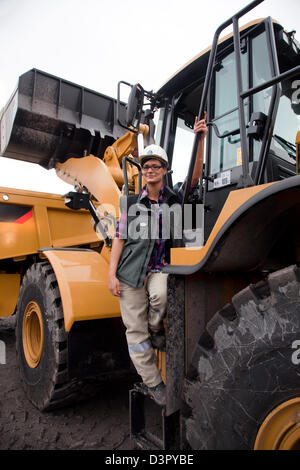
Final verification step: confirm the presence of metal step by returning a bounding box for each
[130,383,180,450]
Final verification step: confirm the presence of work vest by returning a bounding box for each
[116,186,180,288]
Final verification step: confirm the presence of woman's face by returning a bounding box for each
[142,158,167,185]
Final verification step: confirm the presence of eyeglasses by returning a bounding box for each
[142,164,163,171]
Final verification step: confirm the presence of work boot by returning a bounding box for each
[149,329,166,351]
[147,381,166,406]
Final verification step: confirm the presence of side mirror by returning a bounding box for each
[117,81,144,133]
[126,84,144,129]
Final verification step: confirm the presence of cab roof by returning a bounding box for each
[157,18,280,100]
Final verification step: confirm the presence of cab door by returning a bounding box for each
[204,19,281,241]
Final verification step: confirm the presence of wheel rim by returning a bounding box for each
[254,398,300,450]
[22,301,44,368]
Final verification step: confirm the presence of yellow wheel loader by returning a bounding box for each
[0,0,300,450]
[0,69,150,410]
[122,0,300,450]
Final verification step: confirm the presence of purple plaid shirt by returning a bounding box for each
[115,183,189,273]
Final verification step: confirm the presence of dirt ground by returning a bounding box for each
[0,316,137,451]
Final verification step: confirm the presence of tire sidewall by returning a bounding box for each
[16,274,57,409]
[184,267,300,450]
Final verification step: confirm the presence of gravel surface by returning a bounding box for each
[0,317,137,451]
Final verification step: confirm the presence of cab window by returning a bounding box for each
[171,117,195,185]
[209,25,275,175]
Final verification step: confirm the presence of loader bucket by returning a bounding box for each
[0,69,127,169]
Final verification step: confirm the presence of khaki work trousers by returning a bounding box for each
[119,272,168,388]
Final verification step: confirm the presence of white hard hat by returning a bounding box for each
[139,144,168,167]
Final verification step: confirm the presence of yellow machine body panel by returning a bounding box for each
[42,249,121,332]
[0,186,100,261]
[56,154,121,213]
[0,273,20,317]
[170,182,274,266]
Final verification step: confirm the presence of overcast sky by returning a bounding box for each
[0,0,299,193]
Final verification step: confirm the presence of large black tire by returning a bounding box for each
[184,265,300,450]
[16,262,82,410]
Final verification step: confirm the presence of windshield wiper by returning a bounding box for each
[273,134,296,159]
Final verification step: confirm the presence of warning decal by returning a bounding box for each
[0,204,33,223]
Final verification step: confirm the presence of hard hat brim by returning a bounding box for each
[139,155,168,167]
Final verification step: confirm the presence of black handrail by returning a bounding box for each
[122,156,142,196]
[182,0,265,206]
[241,65,300,99]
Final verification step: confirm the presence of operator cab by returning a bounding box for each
[118,18,300,245]
[155,18,299,242]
